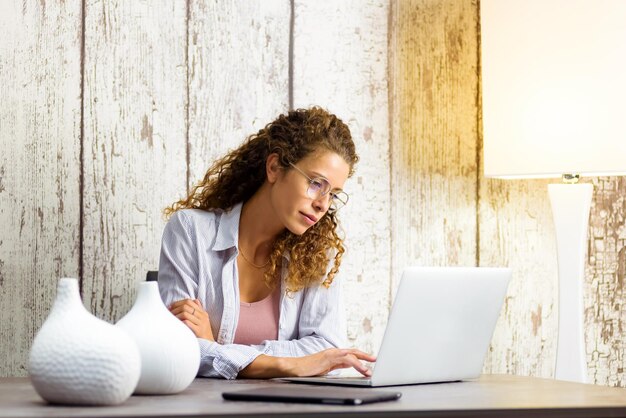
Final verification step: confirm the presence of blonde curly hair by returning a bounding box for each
[165,107,359,293]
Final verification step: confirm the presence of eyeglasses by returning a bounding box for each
[289,163,349,212]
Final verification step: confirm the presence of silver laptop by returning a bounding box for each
[282,266,511,387]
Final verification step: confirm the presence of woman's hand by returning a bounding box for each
[284,348,376,377]
[238,349,376,379]
[168,299,214,341]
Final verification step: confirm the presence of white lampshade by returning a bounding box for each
[481,0,626,179]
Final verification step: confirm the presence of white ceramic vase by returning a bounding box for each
[29,278,141,405]
[116,281,200,394]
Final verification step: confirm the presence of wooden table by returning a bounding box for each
[2,374,626,417]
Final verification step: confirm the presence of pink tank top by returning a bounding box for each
[233,287,281,345]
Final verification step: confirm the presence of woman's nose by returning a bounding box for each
[312,194,330,212]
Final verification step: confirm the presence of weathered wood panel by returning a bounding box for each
[389,0,479,292]
[82,0,187,322]
[478,177,558,378]
[293,0,391,355]
[586,177,626,386]
[0,2,81,376]
[187,0,290,190]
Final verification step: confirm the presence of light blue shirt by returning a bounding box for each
[158,202,347,379]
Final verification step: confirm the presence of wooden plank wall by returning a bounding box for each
[0,1,82,377]
[479,177,558,378]
[389,0,479,291]
[587,177,626,386]
[1,0,625,386]
[81,0,188,322]
[293,0,391,355]
[0,0,389,376]
[187,0,289,190]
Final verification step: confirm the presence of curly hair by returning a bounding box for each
[164,106,359,293]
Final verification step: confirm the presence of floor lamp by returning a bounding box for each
[480,0,626,383]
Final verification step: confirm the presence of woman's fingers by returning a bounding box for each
[292,348,376,377]
[166,299,213,340]
[333,353,372,376]
[169,299,204,317]
[183,319,199,334]
[167,299,214,341]
[174,310,200,325]
[170,304,196,317]
[326,349,376,376]
[168,299,196,310]
[345,349,377,362]
[169,299,206,326]
[347,356,373,376]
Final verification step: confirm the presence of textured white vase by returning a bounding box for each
[29,278,141,405]
[116,281,200,394]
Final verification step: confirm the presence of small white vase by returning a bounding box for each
[116,281,200,394]
[29,278,141,405]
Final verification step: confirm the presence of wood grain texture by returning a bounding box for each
[81,0,187,322]
[478,177,558,378]
[0,1,81,376]
[187,0,290,190]
[293,0,391,355]
[389,0,479,294]
[586,176,626,386]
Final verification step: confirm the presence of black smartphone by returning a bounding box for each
[222,386,402,405]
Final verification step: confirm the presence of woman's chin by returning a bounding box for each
[285,221,311,236]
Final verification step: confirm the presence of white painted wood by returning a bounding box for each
[586,176,626,386]
[389,0,479,288]
[293,0,391,355]
[187,0,290,190]
[478,178,558,378]
[0,1,81,376]
[81,0,187,322]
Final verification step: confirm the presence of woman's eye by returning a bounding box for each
[310,180,324,191]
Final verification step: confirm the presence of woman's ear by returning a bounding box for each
[266,153,282,184]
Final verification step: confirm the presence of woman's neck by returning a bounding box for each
[238,184,284,260]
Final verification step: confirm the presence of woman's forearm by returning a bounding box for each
[238,348,375,379]
[238,355,296,378]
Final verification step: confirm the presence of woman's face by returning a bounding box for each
[269,150,350,235]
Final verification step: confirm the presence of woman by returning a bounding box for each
[158,106,375,379]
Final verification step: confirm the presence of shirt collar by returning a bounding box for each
[211,202,243,251]
[211,202,291,263]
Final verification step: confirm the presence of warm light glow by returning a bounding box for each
[481,0,626,179]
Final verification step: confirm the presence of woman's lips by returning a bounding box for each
[300,212,317,225]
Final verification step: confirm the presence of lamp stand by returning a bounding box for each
[548,182,593,383]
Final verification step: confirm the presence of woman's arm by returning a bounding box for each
[171,293,375,379]
[238,349,375,378]
[167,280,375,379]
[251,275,348,358]
[158,211,265,379]
[240,277,376,378]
